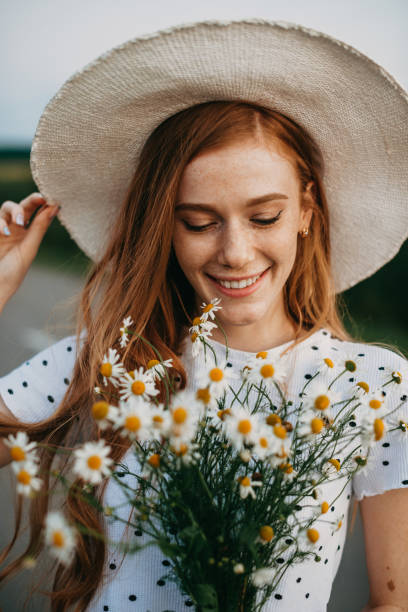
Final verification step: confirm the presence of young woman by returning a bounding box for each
[0,19,407,612]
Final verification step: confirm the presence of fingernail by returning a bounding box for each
[3,226,11,236]
[16,213,24,226]
[49,205,60,218]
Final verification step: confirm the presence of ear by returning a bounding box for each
[299,181,314,230]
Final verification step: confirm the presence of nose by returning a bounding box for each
[216,219,256,270]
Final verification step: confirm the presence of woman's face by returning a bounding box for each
[172,138,313,338]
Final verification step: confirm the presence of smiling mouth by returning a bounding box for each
[206,267,271,289]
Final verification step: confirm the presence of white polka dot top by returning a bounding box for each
[1,327,408,611]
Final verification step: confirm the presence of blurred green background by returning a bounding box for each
[1,147,407,355]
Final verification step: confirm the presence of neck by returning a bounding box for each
[207,313,304,353]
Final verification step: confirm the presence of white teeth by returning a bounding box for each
[217,273,261,289]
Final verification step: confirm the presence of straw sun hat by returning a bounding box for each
[30,18,408,293]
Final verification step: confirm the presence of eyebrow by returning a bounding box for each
[175,193,288,212]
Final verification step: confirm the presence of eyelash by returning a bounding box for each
[183,211,282,232]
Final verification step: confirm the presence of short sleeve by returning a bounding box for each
[0,332,86,424]
[352,351,408,501]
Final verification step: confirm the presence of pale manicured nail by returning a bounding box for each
[3,226,11,236]
[16,213,24,226]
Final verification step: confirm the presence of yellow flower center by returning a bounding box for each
[175,443,188,456]
[87,455,102,470]
[152,415,164,424]
[147,359,160,369]
[374,418,384,441]
[273,424,287,439]
[148,453,160,468]
[52,531,65,548]
[196,387,211,404]
[17,470,31,485]
[311,417,324,434]
[321,501,329,514]
[307,528,320,543]
[125,415,141,431]
[324,358,334,368]
[209,367,223,382]
[10,446,25,461]
[131,381,146,395]
[191,332,198,343]
[260,364,275,378]
[256,351,268,359]
[238,419,252,434]
[266,413,281,426]
[357,381,369,393]
[217,409,231,420]
[92,401,109,420]
[314,395,330,410]
[259,437,268,448]
[345,359,357,372]
[173,407,187,424]
[192,316,202,326]
[369,399,382,410]
[392,371,402,384]
[328,458,341,471]
[202,304,213,313]
[278,462,293,473]
[240,476,251,487]
[337,520,343,530]
[100,363,112,377]
[259,525,274,541]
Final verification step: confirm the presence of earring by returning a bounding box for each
[299,227,309,237]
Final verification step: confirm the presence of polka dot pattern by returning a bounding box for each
[0,327,407,610]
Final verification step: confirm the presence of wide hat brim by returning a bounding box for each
[30,18,408,293]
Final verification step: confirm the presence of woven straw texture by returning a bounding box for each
[30,18,408,293]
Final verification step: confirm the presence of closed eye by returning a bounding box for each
[183,210,282,232]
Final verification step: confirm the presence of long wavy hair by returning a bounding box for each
[1,100,359,610]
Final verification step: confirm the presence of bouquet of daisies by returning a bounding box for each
[5,300,408,611]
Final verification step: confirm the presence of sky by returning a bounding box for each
[0,0,407,146]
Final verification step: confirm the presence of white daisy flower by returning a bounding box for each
[330,514,345,537]
[99,348,126,388]
[386,408,408,434]
[12,460,43,497]
[44,511,77,566]
[189,323,217,358]
[196,359,238,399]
[242,351,287,391]
[4,431,38,463]
[72,440,114,485]
[360,414,387,449]
[119,316,134,348]
[302,379,340,417]
[91,401,119,430]
[150,403,172,441]
[252,424,280,460]
[298,526,320,550]
[118,367,159,402]
[233,563,245,574]
[189,315,218,337]
[169,440,201,466]
[195,386,219,413]
[237,474,263,499]
[110,397,153,442]
[321,457,342,479]
[280,463,298,483]
[379,360,408,388]
[297,409,326,441]
[255,524,275,546]
[222,406,259,452]
[268,439,293,469]
[251,566,275,587]
[330,348,367,376]
[199,297,222,322]
[359,389,387,420]
[145,358,174,382]
[167,390,202,445]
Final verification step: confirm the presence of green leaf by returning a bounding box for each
[194,583,219,611]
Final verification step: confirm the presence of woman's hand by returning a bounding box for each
[0,192,59,312]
